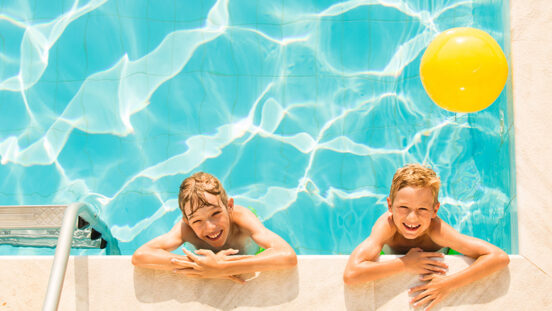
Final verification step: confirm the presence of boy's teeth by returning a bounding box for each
[208,231,221,239]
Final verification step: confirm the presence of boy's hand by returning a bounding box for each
[409,273,452,311]
[400,248,448,275]
[172,248,246,284]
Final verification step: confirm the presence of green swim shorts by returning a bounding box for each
[380,248,461,255]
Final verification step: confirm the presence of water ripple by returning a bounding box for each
[0,0,515,254]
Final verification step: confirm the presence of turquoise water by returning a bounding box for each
[0,0,516,255]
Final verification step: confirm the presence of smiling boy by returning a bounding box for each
[343,164,509,310]
[132,172,297,283]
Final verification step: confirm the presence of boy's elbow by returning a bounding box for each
[486,249,509,270]
[131,249,145,266]
[283,250,297,267]
[497,251,510,267]
[343,269,358,286]
[343,263,364,286]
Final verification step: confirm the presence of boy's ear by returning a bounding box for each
[182,216,189,225]
[432,202,440,218]
[387,197,392,212]
[227,197,234,213]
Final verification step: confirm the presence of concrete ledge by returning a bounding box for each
[1,255,550,310]
[511,0,552,276]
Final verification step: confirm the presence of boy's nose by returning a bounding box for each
[205,220,216,230]
[406,211,418,221]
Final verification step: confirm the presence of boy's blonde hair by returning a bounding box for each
[178,172,228,219]
[389,164,440,205]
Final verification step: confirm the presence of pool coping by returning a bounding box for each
[510,0,552,277]
[1,255,550,310]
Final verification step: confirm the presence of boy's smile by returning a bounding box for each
[403,223,421,232]
[388,186,439,239]
[206,230,223,241]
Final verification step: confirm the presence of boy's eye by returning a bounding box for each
[212,211,221,216]
[420,208,428,211]
[192,220,201,224]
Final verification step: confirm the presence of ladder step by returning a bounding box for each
[0,205,67,228]
[0,205,108,249]
[0,236,104,248]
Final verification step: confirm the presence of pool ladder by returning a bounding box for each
[0,203,120,311]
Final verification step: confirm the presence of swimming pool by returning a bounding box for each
[0,0,515,255]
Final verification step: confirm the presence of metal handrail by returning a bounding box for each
[42,203,119,311]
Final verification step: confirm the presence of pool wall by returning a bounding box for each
[1,0,552,309]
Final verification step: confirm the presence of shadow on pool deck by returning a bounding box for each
[133,266,300,310]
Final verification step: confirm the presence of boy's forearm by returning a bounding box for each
[443,252,509,290]
[344,258,405,285]
[132,248,191,271]
[219,248,297,275]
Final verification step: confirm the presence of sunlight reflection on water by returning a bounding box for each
[0,0,515,255]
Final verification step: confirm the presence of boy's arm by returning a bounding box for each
[131,220,193,271]
[410,218,509,310]
[225,209,298,274]
[175,206,297,276]
[344,214,448,285]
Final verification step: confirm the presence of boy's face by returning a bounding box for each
[387,186,439,240]
[183,192,234,248]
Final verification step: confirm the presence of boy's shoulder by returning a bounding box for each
[427,216,446,236]
[176,219,203,242]
[372,212,398,239]
[232,204,253,215]
[231,205,264,231]
[427,216,460,243]
[377,211,397,230]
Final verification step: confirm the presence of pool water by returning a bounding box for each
[0,0,516,255]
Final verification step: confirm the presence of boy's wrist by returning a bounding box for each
[172,254,191,262]
[217,258,232,273]
[395,257,409,273]
[438,274,456,291]
[217,256,256,276]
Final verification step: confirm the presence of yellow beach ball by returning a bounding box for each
[420,27,508,113]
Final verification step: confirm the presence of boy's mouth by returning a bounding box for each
[403,223,421,232]
[206,230,223,241]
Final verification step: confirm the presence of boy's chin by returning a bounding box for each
[396,221,428,239]
[402,233,419,240]
[399,228,423,239]
[203,238,227,248]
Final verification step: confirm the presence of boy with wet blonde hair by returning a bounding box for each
[344,163,509,310]
[133,172,297,283]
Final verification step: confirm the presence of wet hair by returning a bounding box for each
[389,163,440,205]
[178,172,228,219]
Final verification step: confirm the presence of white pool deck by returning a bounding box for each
[1,0,551,310]
[1,255,550,310]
